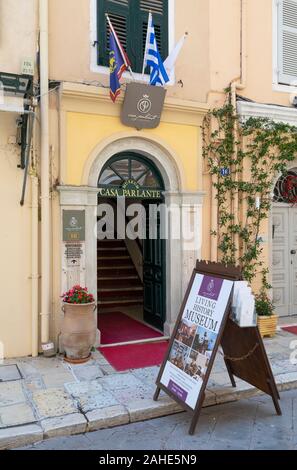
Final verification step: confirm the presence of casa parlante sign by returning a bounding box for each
[121,83,166,130]
[98,179,162,200]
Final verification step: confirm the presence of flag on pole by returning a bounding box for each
[142,13,169,86]
[107,15,132,102]
[164,33,187,78]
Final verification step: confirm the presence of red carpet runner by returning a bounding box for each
[99,341,169,372]
[282,326,297,335]
[98,311,163,345]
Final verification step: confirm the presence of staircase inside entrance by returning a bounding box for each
[98,239,143,310]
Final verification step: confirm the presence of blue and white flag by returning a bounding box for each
[142,12,169,86]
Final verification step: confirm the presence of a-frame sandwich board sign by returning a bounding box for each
[154,261,281,435]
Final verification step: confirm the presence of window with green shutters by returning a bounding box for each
[97,0,169,73]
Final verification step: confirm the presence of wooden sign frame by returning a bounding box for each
[154,260,281,435]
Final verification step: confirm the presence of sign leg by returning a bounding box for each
[153,387,161,402]
[224,358,236,388]
[267,379,282,416]
[189,392,205,436]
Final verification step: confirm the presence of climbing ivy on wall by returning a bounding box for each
[203,90,297,288]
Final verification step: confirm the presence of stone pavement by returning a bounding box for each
[0,328,297,449]
[20,389,297,450]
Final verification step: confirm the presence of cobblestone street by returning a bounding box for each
[20,389,297,450]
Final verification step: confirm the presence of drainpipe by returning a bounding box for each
[39,0,51,347]
[31,172,39,357]
[28,108,39,358]
[232,0,247,92]
[227,0,247,260]
[210,173,218,262]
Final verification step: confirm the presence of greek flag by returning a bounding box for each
[142,13,169,86]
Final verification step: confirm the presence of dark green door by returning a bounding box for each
[97,152,166,331]
[143,202,166,332]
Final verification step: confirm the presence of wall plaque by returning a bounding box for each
[63,210,85,242]
[121,83,166,130]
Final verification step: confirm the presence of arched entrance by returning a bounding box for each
[97,152,166,339]
[272,168,297,317]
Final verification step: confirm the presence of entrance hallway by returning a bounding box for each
[97,153,167,339]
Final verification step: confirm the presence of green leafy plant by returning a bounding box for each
[203,89,297,291]
[61,285,94,304]
[255,292,275,317]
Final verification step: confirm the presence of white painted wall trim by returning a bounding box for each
[89,0,176,85]
[237,100,297,126]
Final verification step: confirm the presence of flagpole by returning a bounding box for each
[142,11,152,80]
[106,14,135,81]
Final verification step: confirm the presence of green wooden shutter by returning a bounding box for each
[97,0,168,73]
[138,0,168,73]
[97,0,130,67]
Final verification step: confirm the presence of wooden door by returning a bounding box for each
[143,202,166,331]
[272,206,297,316]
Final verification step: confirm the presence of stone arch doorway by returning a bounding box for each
[60,135,204,339]
[271,168,297,317]
[97,152,167,336]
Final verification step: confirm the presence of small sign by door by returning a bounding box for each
[63,210,85,242]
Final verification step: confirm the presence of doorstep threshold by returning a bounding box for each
[100,336,170,348]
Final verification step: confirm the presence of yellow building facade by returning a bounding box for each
[1,0,297,358]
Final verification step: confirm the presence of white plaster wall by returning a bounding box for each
[0,0,38,74]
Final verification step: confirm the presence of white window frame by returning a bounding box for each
[272,0,297,92]
[90,0,175,85]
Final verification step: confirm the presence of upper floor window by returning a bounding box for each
[96,0,168,73]
[277,0,297,85]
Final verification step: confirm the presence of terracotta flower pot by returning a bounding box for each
[61,302,97,363]
[257,314,278,338]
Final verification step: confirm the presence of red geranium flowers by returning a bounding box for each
[61,285,95,304]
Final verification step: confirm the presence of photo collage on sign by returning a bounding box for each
[169,318,218,383]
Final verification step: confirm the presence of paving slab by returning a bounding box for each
[0,424,43,450]
[250,422,293,450]
[31,388,78,419]
[0,402,36,428]
[0,381,27,406]
[131,366,160,386]
[127,396,183,423]
[23,375,45,392]
[41,413,87,439]
[86,405,129,431]
[69,364,104,382]
[65,380,119,413]
[41,370,75,389]
[0,364,22,382]
[65,380,104,396]
[19,433,92,451]
[99,373,145,391]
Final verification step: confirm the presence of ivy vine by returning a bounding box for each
[203,89,297,290]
